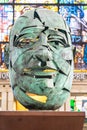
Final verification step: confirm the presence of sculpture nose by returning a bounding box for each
[34,33,52,67]
[35,47,52,66]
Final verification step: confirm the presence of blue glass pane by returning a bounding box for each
[14,0,57,3]
[59,0,87,4]
[59,5,87,70]
[59,6,87,43]
[0,5,13,42]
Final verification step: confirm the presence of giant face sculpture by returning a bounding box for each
[9,8,73,110]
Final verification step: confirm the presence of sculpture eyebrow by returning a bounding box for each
[20,25,37,32]
[13,26,38,45]
[13,26,44,46]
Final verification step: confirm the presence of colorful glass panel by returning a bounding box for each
[14,5,58,20]
[0,0,13,3]
[0,5,13,42]
[14,0,57,3]
[59,0,87,4]
[59,5,87,70]
[59,6,87,43]
[0,0,87,71]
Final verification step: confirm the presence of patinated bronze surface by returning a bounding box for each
[8,8,73,110]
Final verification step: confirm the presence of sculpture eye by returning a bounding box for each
[48,38,64,48]
[17,38,30,48]
[17,37,39,48]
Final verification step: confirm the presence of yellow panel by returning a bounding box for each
[16,101,28,111]
[26,93,47,103]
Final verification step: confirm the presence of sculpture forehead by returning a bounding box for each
[10,8,69,40]
[23,8,65,28]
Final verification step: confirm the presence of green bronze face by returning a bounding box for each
[9,8,73,110]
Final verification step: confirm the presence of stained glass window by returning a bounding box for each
[59,5,87,70]
[0,5,13,42]
[14,5,58,20]
[0,0,87,71]
[14,0,57,3]
[0,0,13,3]
[59,0,87,4]
[59,6,87,43]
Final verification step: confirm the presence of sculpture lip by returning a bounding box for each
[22,68,58,78]
[34,75,52,79]
[23,68,58,72]
[21,73,53,78]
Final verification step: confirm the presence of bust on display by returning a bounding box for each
[7,8,73,110]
